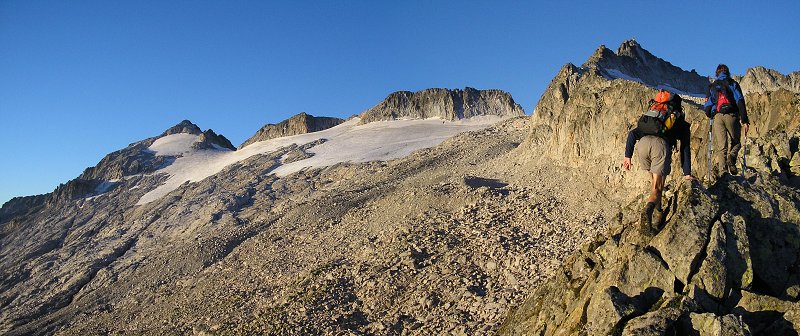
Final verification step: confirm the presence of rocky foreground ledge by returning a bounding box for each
[499,169,800,335]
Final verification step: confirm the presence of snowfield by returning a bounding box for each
[137,116,511,204]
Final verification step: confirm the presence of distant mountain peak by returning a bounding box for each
[160,120,203,137]
[239,112,345,148]
[582,39,708,96]
[194,129,236,151]
[739,66,800,94]
[358,87,525,124]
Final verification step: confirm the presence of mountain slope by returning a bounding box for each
[0,90,541,335]
[1,116,616,335]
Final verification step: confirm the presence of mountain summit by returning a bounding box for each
[583,39,709,95]
[239,112,345,149]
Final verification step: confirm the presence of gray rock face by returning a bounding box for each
[0,194,47,225]
[522,61,706,206]
[583,39,709,95]
[690,313,752,336]
[239,112,344,148]
[649,185,719,286]
[192,129,236,151]
[738,66,800,94]
[358,87,525,124]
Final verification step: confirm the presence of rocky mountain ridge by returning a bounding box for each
[738,66,800,94]
[239,112,345,149]
[359,87,525,124]
[582,39,709,96]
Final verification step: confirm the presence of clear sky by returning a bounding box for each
[1,1,798,205]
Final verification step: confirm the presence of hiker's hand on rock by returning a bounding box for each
[622,157,631,171]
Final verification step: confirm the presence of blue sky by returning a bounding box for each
[1,1,798,205]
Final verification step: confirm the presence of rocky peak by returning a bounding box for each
[239,112,345,149]
[615,39,648,62]
[738,66,800,94]
[358,87,525,124]
[160,119,203,137]
[193,129,236,151]
[582,39,708,95]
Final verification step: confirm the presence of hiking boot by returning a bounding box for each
[639,202,656,236]
[651,207,665,233]
[727,156,739,175]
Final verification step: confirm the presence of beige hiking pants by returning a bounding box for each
[713,113,741,174]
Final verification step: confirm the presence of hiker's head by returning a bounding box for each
[670,93,683,111]
[716,64,730,77]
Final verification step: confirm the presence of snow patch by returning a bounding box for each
[149,133,201,156]
[136,116,510,205]
[604,68,705,98]
[654,84,705,98]
[604,68,644,83]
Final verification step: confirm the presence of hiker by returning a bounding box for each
[669,108,694,180]
[621,90,686,233]
[703,64,750,176]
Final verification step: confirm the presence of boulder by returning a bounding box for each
[690,313,752,336]
[649,183,719,285]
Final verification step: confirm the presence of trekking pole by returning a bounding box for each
[741,134,748,178]
[707,117,714,182]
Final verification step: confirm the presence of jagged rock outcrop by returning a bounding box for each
[583,39,709,95]
[359,87,525,124]
[80,120,233,182]
[739,66,800,95]
[239,112,344,148]
[499,170,800,335]
[0,194,47,228]
[193,129,236,151]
